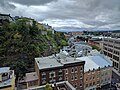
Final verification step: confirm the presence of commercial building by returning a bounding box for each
[103,38,120,75]
[0,67,15,90]
[77,55,112,90]
[35,52,85,90]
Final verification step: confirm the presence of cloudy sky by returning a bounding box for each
[0,0,120,31]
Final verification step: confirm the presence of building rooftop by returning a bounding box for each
[35,52,84,70]
[0,69,14,88]
[35,56,63,70]
[0,78,12,88]
[77,55,112,72]
[0,67,10,73]
[26,72,38,82]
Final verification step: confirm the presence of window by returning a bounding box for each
[71,75,74,81]
[75,67,78,73]
[93,82,95,85]
[49,71,55,78]
[75,74,77,80]
[42,72,46,76]
[65,69,68,74]
[113,55,119,61]
[90,76,92,81]
[80,66,83,72]
[74,83,77,88]
[90,83,92,86]
[71,67,74,73]
[42,72,46,80]
[58,69,63,76]
[97,81,99,84]
[59,77,62,81]
[86,84,88,87]
[80,74,83,79]
[65,76,68,81]
[80,79,83,84]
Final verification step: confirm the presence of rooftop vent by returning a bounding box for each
[50,65,52,67]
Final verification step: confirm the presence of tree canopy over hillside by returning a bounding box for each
[0,18,67,79]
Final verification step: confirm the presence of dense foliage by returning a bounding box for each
[0,18,67,79]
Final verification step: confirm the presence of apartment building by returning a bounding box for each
[103,38,120,74]
[0,67,15,90]
[35,53,85,90]
[77,55,112,90]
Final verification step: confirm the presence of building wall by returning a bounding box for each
[39,68,64,85]
[35,61,85,90]
[100,67,112,86]
[84,67,112,90]
[26,80,39,88]
[64,65,84,90]
[0,76,15,90]
[84,69,100,90]
[35,61,40,85]
[103,38,120,73]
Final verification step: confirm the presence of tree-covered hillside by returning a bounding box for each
[0,18,67,79]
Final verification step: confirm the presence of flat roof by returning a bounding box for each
[0,78,12,88]
[35,53,84,70]
[0,70,14,88]
[35,56,63,70]
[77,55,112,72]
[0,67,10,73]
[26,72,38,82]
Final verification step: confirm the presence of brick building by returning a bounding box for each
[35,53,85,90]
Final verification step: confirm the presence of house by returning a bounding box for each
[0,67,15,90]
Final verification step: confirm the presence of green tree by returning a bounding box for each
[45,83,53,90]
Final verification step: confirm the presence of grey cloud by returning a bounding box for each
[0,0,120,30]
[9,0,58,6]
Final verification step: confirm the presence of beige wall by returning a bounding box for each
[84,67,112,90]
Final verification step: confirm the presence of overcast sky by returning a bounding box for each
[0,0,120,31]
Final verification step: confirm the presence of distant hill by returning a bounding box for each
[55,27,120,32]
